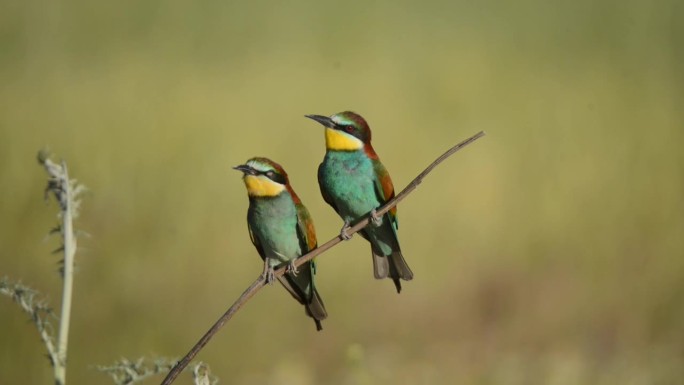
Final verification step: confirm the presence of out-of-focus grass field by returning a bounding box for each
[1,1,683,384]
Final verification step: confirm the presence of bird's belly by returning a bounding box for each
[249,204,301,265]
[258,226,300,264]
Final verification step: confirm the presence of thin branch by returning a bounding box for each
[160,130,486,385]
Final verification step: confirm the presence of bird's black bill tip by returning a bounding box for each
[305,114,336,128]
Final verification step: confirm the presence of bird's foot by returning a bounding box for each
[370,208,383,227]
[261,259,276,285]
[265,268,275,285]
[339,220,353,241]
[286,260,299,276]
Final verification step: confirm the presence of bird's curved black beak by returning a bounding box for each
[233,164,255,175]
[305,114,336,129]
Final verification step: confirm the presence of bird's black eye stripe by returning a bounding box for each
[259,170,286,184]
[335,123,357,137]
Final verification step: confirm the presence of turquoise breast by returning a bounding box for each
[319,151,380,221]
[247,192,301,265]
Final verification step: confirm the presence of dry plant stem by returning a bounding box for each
[56,161,76,385]
[160,130,486,385]
[39,155,80,385]
[96,357,218,385]
[0,280,59,369]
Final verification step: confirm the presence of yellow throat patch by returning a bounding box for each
[325,127,363,151]
[243,175,285,197]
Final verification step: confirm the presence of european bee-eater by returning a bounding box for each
[234,157,327,331]
[305,111,413,293]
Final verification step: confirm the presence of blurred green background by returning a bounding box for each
[1,0,683,384]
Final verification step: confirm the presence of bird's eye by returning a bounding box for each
[345,125,354,133]
[266,171,275,178]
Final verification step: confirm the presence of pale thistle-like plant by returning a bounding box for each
[0,151,86,385]
[39,150,86,385]
[0,278,59,367]
[96,358,217,385]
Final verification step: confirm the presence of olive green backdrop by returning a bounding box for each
[1,0,682,384]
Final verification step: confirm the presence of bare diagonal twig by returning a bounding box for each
[160,130,486,385]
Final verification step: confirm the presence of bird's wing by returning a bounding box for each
[318,162,340,215]
[295,202,318,253]
[270,202,318,305]
[372,158,399,229]
[295,202,318,274]
[247,219,267,261]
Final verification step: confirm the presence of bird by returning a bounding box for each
[234,157,327,331]
[305,111,413,293]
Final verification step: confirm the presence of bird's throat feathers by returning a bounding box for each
[243,175,286,197]
[325,127,364,151]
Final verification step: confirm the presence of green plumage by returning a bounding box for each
[247,193,327,330]
[318,146,413,293]
[307,111,413,293]
[248,193,303,267]
[235,157,327,331]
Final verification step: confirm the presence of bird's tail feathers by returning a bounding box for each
[279,273,327,331]
[372,249,390,279]
[371,246,413,293]
[305,287,327,331]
